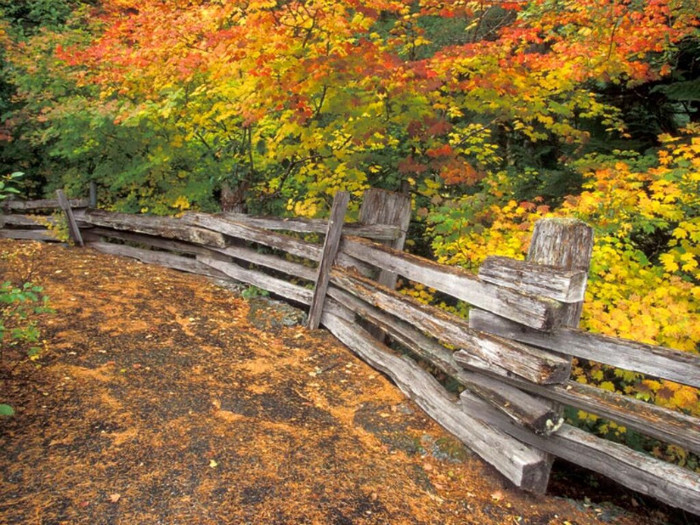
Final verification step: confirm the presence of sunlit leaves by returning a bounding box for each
[6,0,694,214]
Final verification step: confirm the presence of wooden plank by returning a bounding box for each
[454,350,700,456]
[0,229,58,242]
[198,254,313,305]
[308,192,349,330]
[87,228,317,282]
[83,209,227,248]
[459,390,700,515]
[322,312,552,493]
[326,286,562,435]
[468,309,700,388]
[83,228,214,257]
[330,268,571,384]
[92,230,322,275]
[0,214,58,228]
[56,190,84,247]
[86,241,227,280]
[212,243,317,281]
[220,213,401,241]
[2,197,90,211]
[184,212,322,260]
[479,256,588,303]
[340,236,564,331]
[184,212,369,273]
[460,370,564,435]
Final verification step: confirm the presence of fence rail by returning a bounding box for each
[1,189,699,515]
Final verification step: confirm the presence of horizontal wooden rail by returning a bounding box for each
[0,214,58,228]
[460,390,700,515]
[213,244,317,281]
[83,209,226,248]
[0,229,58,241]
[330,267,571,385]
[455,351,700,455]
[340,236,564,331]
[199,254,313,305]
[322,312,552,493]
[86,227,317,281]
[478,256,588,303]
[85,228,214,257]
[184,213,321,259]
[469,309,700,389]
[88,241,227,280]
[184,212,373,273]
[219,212,401,241]
[1,197,89,211]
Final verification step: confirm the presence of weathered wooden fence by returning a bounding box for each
[2,189,699,514]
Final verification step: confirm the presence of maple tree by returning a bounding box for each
[3,0,696,212]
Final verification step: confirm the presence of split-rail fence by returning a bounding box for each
[1,188,699,515]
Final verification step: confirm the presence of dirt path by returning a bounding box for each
[0,240,679,524]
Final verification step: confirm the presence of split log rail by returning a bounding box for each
[1,189,699,514]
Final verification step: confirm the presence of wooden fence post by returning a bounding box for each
[307,191,350,330]
[525,217,594,486]
[89,182,98,208]
[466,217,593,492]
[358,188,411,290]
[527,218,594,324]
[56,189,84,247]
[357,188,411,339]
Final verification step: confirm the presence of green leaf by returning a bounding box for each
[0,404,15,416]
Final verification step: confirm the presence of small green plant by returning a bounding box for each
[0,244,53,417]
[241,285,270,300]
[0,172,23,201]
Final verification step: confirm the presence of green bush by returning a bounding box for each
[0,280,52,416]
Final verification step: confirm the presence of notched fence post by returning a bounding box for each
[468,217,594,491]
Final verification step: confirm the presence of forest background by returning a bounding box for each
[0,0,699,468]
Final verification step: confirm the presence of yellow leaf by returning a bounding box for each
[672,387,698,409]
[600,381,616,392]
[673,227,688,239]
[659,253,679,272]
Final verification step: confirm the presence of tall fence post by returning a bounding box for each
[89,182,98,208]
[357,188,411,339]
[358,188,411,290]
[56,189,84,247]
[525,217,594,486]
[307,191,350,330]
